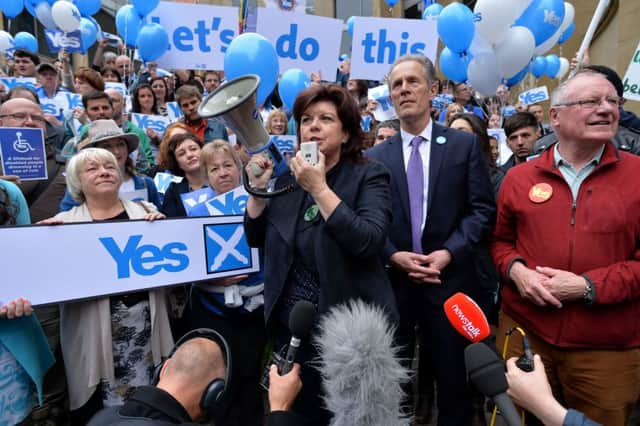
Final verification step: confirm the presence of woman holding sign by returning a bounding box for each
[244,84,398,424]
[59,120,161,211]
[158,133,207,218]
[40,147,174,424]
[181,140,266,426]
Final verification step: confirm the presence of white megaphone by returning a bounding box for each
[198,75,294,198]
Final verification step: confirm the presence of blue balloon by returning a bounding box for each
[0,0,25,19]
[386,0,399,6]
[545,54,561,78]
[224,33,279,107]
[423,3,443,19]
[14,32,37,53]
[558,21,574,45]
[505,66,529,88]
[116,5,142,48]
[74,0,101,17]
[79,17,97,52]
[515,0,565,46]
[346,16,355,37]
[25,0,40,16]
[439,47,469,83]
[132,0,159,18]
[279,69,311,112]
[437,3,475,54]
[530,56,547,79]
[136,23,169,62]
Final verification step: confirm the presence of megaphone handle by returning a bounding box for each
[243,169,297,198]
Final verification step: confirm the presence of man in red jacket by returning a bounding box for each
[492,69,640,426]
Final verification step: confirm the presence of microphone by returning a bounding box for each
[314,300,410,425]
[443,292,491,343]
[280,300,316,375]
[465,343,522,426]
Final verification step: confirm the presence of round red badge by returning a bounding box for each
[529,183,553,203]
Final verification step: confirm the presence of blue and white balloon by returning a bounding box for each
[437,2,475,54]
[515,0,565,47]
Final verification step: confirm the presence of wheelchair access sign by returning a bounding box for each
[0,127,47,181]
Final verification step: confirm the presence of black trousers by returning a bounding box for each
[396,300,474,426]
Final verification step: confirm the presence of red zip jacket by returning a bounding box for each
[492,142,640,349]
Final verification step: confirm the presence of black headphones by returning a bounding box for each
[152,328,231,420]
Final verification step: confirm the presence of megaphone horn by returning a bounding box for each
[198,75,294,198]
[198,74,269,152]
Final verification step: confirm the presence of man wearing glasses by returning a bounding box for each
[491,69,640,426]
[0,98,67,222]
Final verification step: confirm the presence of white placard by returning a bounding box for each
[488,128,511,166]
[0,216,259,306]
[40,92,83,122]
[105,82,128,98]
[350,17,438,81]
[131,113,170,137]
[166,101,184,122]
[368,84,397,122]
[518,86,549,106]
[148,2,238,71]
[623,39,640,101]
[256,8,342,82]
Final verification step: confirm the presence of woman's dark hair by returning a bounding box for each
[162,133,204,176]
[150,76,173,103]
[293,84,366,164]
[449,112,496,173]
[0,186,18,225]
[100,66,122,83]
[131,84,159,115]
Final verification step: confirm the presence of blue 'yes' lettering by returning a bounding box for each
[208,192,248,215]
[276,24,320,61]
[361,30,426,64]
[134,115,167,133]
[99,235,189,279]
[66,93,82,109]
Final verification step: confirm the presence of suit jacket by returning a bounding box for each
[366,123,496,308]
[244,160,399,324]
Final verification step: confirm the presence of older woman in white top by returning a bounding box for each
[39,148,173,422]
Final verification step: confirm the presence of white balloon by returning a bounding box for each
[469,32,493,58]
[51,0,82,33]
[35,3,57,30]
[474,0,532,45]
[556,57,570,79]
[495,26,535,79]
[0,31,14,54]
[468,50,502,96]
[533,2,575,56]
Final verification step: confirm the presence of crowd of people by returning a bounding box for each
[1,38,639,426]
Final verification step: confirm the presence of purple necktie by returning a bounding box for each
[407,136,424,254]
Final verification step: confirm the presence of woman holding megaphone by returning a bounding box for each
[244,84,398,424]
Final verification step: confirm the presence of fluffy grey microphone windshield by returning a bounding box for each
[314,299,411,426]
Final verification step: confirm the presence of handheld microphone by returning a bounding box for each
[280,300,316,375]
[465,343,522,426]
[443,292,491,343]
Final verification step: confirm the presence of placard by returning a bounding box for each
[181,187,217,215]
[44,30,84,53]
[518,86,549,106]
[148,2,238,71]
[0,216,259,305]
[256,8,342,81]
[0,128,47,181]
[623,39,640,101]
[350,17,438,81]
[368,84,397,122]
